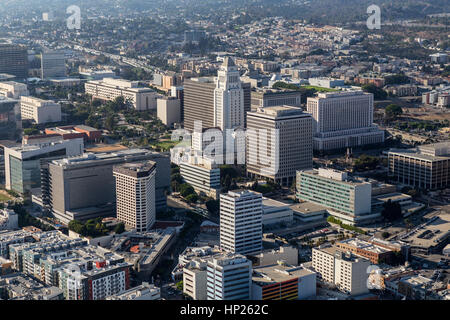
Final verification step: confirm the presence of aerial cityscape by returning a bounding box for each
[0,0,449,308]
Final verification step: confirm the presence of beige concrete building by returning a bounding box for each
[246,105,313,186]
[183,259,208,300]
[20,96,61,124]
[312,245,370,296]
[85,78,159,111]
[113,161,157,232]
[156,97,181,126]
[0,81,29,99]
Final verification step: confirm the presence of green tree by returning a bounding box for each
[382,200,403,222]
[385,104,403,121]
[114,223,125,234]
[185,193,199,203]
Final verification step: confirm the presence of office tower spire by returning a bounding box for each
[214,57,244,130]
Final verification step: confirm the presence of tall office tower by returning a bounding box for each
[40,149,170,224]
[0,44,28,79]
[171,86,184,122]
[246,106,313,186]
[307,91,384,152]
[20,96,62,124]
[214,57,244,131]
[40,51,66,79]
[183,77,216,131]
[242,81,251,128]
[220,190,263,255]
[206,253,252,300]
[114,162,157,232]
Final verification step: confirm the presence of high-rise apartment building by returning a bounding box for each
[20,96,61,124]
[307,91,384,152]
[206,253,252,300]
[40,51,66,79]
[388,142,450,190]
[214,57,244,131]
[220,190,263,255]
[85,78,159,111]
[312,245,370,296]
[114,162,157,232]
[246,106,313,186]
[0,44,28,79]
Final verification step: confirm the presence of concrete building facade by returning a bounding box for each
[246,106,313,186]
[220,190,263,255]
[113,162,157,232]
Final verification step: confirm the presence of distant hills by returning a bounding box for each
[0,0,448,24]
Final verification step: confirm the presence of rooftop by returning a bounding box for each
[252,263,315,285]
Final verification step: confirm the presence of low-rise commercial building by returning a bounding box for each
[0,273,64,300]
[20,96,61,124]
[44,125,102,142]
[262,198,294,226]
[106,282,160,300]
[296,169,374,225]
[251,263,316,300]
[85,78,159,111]
[388,142,450,190]
[3,138,84,194]
[179,157,220,199]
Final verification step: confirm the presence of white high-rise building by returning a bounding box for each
[206,253,252,300]
[214,57,244,131]
[220,190,263,255]
[113,161,157,232]
[307,91,384,151]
